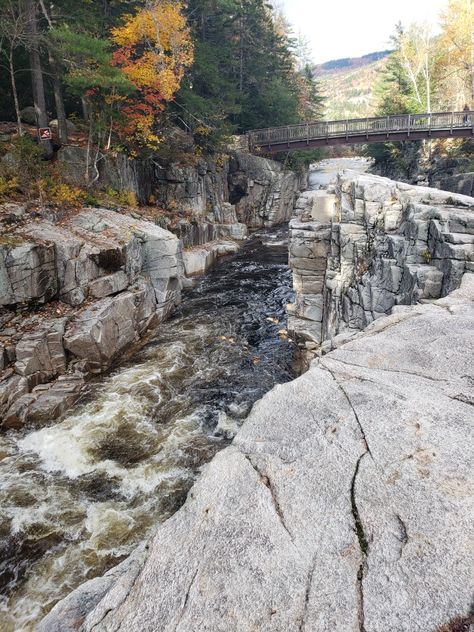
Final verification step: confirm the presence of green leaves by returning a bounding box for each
[49,26,132,95]
[175,0,324,141]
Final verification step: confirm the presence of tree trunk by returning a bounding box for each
[8,47,23,135]
[81,96,90,122]
[101,0,110,17]
[471,27,474,105]
[26,0,53,156]
[239,15,244,94]
[38,0,68,144]
[49,51,68,144]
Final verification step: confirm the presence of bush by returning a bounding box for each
[10,135,45,185]
[36,174,86,207]
[0,176,19,200]
[104,187,138,208]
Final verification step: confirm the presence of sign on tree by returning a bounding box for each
[38,127,52,140]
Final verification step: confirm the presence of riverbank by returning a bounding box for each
[38,161,474,632]
[39,273,474,632]
[0,149,304,429]
[0,225,299,631]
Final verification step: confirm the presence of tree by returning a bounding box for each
[399,22,437,113]
[34,0,70,144]
[51,26,132,181]
[111,0,193,148]
[439,0,474,107]
[0,1,29,133]
[366,25,423,177]
[175,0,323,144]
[25,0,53,156]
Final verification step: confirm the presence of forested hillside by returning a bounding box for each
[315,52,390,120]
[0,0,323,205]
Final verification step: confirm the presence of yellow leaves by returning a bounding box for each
[111,1,193,98]
[113,2,189,50]
[37,179,86,207]
[110,1,193,149]
[438,0,474,107]
[0,176,18,200]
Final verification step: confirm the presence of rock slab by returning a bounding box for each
[39,274,474,632]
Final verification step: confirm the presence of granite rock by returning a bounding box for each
[38,275,474,632]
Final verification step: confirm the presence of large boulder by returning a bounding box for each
[19,209,185,310]
[49,119,78,134]
[0,239,57,306]
[2,373,84,428]
[38,275,474,632]
[63,285,155,373]
[15,318,67,385]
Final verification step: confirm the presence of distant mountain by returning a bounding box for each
[315,50,392,121]
[315,50,392,75]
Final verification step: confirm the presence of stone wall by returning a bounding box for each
[288,172,474,353]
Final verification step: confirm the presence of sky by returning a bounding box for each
[279,0,448,64]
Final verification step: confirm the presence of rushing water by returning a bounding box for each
[308,156,372,189]
[0,227,297,631]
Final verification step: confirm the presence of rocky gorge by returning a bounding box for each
[0,150,302,429]
[288,161,474,363]
[1,156,473,632]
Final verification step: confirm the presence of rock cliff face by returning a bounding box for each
[288,172,474,352]
[0,209,183,427]
[228,152,303,228]
[57,147,301,228]
[433,171,474,198]
[0,150,302,428]
[38,273,474,632]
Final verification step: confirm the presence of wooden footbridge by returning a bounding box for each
[248,111,474,153]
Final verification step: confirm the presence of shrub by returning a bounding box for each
[421,249,433,264]
[36,175,86,207]
[0,176,19,200]
[118,190,138,207]
[104,187,138,208]
[10,135,45,185]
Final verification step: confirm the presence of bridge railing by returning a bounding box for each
[248,111,474,150]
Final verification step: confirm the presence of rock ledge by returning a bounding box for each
[39,274,474,632]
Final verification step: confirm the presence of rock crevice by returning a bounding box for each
[30,167,474,631]
[288,172,474,356]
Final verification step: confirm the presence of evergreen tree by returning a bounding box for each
[0,0,323,159]
[366,25,423,177]
[175,0,324,142]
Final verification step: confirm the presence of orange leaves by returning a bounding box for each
[111,1,193,100]
[110,1,193,149]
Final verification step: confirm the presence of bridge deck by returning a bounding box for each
[248,111,474,153]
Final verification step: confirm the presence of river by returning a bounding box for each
[0,227,297,631]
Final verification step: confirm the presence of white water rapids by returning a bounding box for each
[0,227,296,631]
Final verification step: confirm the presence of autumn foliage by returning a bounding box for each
[111,1,193,148]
